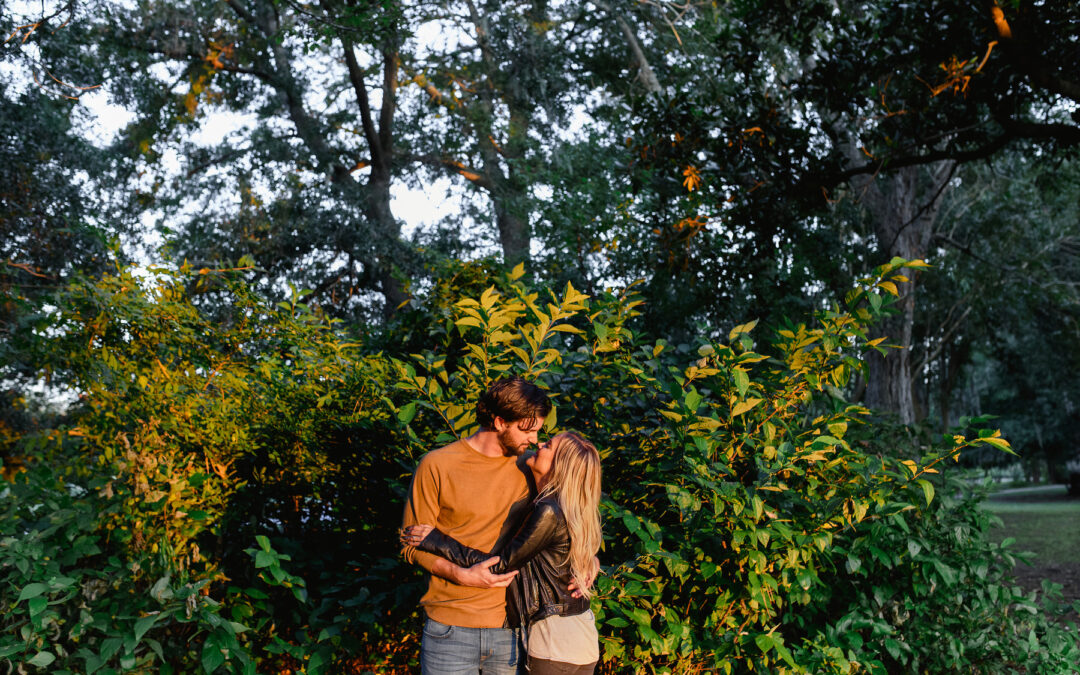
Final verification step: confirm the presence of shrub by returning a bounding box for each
[2,258,1075,673]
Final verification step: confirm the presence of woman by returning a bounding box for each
[402,431,603,674]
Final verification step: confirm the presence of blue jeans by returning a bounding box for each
[421,617,522,675]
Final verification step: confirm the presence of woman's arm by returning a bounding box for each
[411,501,562,574]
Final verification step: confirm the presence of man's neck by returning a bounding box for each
[465,429,507,458]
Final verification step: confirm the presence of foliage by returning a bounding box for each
[3,256,1077,673]
[788,470,1080,674]
[2,262,408,673]
[918,154,1080,474]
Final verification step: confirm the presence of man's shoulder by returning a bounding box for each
[417,440,469,468]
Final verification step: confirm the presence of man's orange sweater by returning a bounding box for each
[401,439,529,628]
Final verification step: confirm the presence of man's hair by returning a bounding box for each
[476,376,552,430]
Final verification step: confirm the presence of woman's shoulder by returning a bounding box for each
[532,495,566,520]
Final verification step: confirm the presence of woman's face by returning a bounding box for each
[526,438,556,479]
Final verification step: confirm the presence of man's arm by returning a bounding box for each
[400,457,517,588]
[430,557,518,588]
[400,457,444,574]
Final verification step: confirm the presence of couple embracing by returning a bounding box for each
[400,377,602,674]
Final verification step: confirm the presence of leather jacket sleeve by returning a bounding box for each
[417,501,561,574]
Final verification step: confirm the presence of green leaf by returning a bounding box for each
[255,550,276,568]
[884,638,902,660]
[916,479,935,506]
[201,638,226,674]
[754,633,775,653]
[18,583,48,601]
[308,650,326,675]
[256,535,271,553]
[134,613,163,642]
[684,389,702,412]
[397,401,418,424]
[26,652,56,668]
[28,596,47,618]
[733,369,749,397]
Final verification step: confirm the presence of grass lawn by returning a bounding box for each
[982,485,1080,565]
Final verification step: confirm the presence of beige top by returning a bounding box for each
[527,609,600,664]
[401,439,529,628]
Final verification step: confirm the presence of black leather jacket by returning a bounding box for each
[418,496,589,629]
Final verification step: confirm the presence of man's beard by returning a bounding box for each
[497,427,524,457]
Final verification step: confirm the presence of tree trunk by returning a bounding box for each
[238,0,409,317]
[467,0,535,268]
[856,163,953,423]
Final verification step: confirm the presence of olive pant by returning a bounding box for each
[526,657,597,675]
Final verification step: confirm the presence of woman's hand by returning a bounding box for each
[400,524,435,547]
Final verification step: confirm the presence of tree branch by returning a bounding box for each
[989,2,1080,104]
[592,0,661,93]
[405,153,493,190]
[827,119,1080,189]
[341,41,384,172]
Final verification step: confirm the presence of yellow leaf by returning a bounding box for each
[728,319,759,341]
[563,281,589,306]
[980,436,1013,453]
[682,165,702,191]
[455,316,484,329]
[732,398,762,417]
[551,323,584,335]
[878,281,899,296]
[900,459,918,477]
[508,262,526,281]
[480,286,500,310]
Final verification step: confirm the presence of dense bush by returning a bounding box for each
[1,259,1077,673]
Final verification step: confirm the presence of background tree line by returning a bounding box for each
[3,0,1078,470]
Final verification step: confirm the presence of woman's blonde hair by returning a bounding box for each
[538,431,602,598]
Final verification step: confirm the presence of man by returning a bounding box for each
[401,376,552,675]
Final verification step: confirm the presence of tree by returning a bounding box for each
[918,152,1080,479]
[587,0,1080,418]
[1,0,125,471]
[93,0,410,317]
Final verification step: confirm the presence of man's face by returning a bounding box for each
[495,416,545,457]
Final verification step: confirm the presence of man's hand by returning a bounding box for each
[454,556,518,588]
[568,556,601,598]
